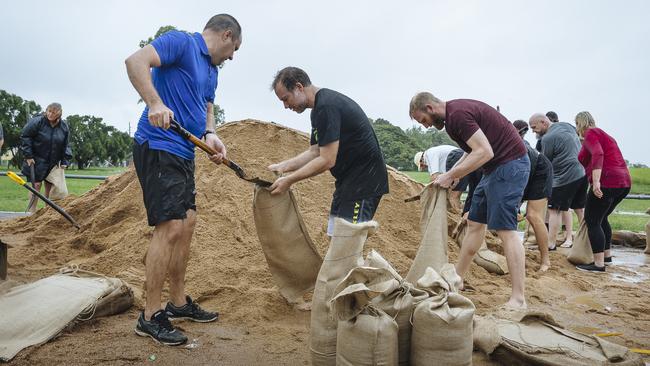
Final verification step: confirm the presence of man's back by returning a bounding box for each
[541,122,584,187]
[423,145,457,175]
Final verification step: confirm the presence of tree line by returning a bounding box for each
[0,89,132,169]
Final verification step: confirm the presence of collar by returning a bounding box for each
[194,32,210,57]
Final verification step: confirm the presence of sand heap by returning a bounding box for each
[1,119,648,353]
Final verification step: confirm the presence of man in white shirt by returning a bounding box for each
[414,145,463,211]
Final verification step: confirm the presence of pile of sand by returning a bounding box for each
[1,119,648,355]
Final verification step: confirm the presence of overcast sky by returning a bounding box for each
[2,0,648,164]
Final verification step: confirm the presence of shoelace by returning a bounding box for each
[189,302,213,317]
[155,313,175,331]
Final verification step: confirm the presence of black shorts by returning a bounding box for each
[446,149,468,192]
[548,175,588,211]
[523,165,552,201]
[133,141,196,226]
[328,195,383,234]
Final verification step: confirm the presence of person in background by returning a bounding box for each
[20,103,72,212]
[574,111,631,272]
[513,120,553,271]
[414,145,464,211]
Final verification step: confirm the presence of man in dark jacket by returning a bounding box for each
[20,103,72,212]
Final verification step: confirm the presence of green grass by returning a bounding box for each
[630,167,650,194]
[403,171,430,184]
[0,167,126,212]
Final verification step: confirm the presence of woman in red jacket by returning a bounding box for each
[575,111,631,273]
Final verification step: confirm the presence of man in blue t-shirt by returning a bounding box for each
[125,14,241,346]
[268,67,388,235]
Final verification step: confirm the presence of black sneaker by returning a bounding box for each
[166,295,219,323]
[135,310,188,346]
[605,257,613,266]
[576,263,606,273]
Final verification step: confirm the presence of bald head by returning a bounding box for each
[529,113,551,136]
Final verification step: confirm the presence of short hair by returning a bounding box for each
[409,92,442,118]
[46,102,62,111]
[271,67,312,92]
[545,111,559,122]
[575,111,596,137]
[204,14,242,41]
[512,119,529,137]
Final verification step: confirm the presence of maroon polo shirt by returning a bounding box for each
[444,99,526,173]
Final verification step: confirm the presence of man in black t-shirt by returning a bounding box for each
[268,67,389,234]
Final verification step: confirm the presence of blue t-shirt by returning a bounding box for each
[134,31,218,160]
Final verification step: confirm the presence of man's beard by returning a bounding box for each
[432,116,445,130]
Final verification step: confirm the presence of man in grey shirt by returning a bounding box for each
[529,113,588,251]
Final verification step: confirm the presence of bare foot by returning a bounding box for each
[539,263,550,272]
[559,240,573,248]
[504,299,527,311]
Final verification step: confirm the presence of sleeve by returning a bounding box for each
[20,118,39,159]
[205,67,218,103]
[61,122,73,166]
[448,111,479,144]
[313,106,341,146]
[540,135,554,161]
[582,131,603,170]
[151,31,189,66]
[424,149,442,175]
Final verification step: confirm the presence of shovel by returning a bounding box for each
[7,171,80,229]
[168,119,272,187]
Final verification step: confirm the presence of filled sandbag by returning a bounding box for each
[0,270,133,361]
[364,249,403,281]
[410,266,475,366]
[406,184,448,283]
[45,165,68,201]
[611,230,647,249]
[253,186,323,303]
[310,219,378,366]
[473,313,644,366]
[331,266,400,366]
[645,220,650,254]
[453,220,508,275]
[567,220,594,265]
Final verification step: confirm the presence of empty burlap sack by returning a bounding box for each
[364,249,403,281]
[45,165,68,201]
[523,220,537,246]
[567,220,594,265]
[411,266,475,366]
[331,266,400,366]
[406,184,448,283]
[253,186,323,302]
[473,312,644,366]
[645,220,650,254]
[310,219,378,366]
[453,219,508,275]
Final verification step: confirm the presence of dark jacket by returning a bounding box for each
[20,114,73,182]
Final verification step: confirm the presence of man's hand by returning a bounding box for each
[61,165,67,169]
[148,102,174,129]
[26,158,35,166]
[205,133,226,164]
[269,176,292,195]
[592,181,603,199]
[268,162,285,174]
[433,172,455,188]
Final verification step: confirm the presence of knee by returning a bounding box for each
[158,220,184,243]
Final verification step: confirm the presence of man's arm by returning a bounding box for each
[269,141,338,194]
[269,144,320,174]
[203,102,226,164]
[125,45,173,129]
[434,130,493,188]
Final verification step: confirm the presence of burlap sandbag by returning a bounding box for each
[453,220,508,275]
[45,165,68,201]
[310,219,378,366]
[331,266,399,366]
[473,313,644,366]
[567,220,594,265]
[410,266,475,366]
[253,186,323,302]
[645,219,650,254]
[406,184,448,283]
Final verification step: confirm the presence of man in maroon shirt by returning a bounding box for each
[409,92,530,309]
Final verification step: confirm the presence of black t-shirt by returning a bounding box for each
[310,88,389,200]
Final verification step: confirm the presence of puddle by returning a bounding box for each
[571,295,605,311]
[610,246,649,284]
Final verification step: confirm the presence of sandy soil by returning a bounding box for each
[1,120,648,365]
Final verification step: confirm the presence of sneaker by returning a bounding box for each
[166,295,219,323]
[576,263,606,273]
[604,257,613,266]
[135,310,188,346]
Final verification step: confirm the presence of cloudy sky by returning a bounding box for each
[2,0,648,164]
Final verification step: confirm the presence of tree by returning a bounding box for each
[67,115,131,169]
[137,26,228,123]
[0,90,41,167]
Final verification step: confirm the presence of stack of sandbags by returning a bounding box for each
[252,186,322,303]
[310,219,378,366]
[473,312,645,365]
[331,266,400,366]
[567,220,594,265]
[365,250,429,366]
[410,265,475,366]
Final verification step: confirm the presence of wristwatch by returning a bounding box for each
[202,129,215,139]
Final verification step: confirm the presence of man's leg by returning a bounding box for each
[547,208,562,250]
[527,198,550,271]
[168,209,196,307]
[455,219,486,279]
[27,181,42,212]
[44,181,53,199]
[560,209,574,247]
[145,219,183,320]
[574,208,584,224]
[497,229,527,308]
